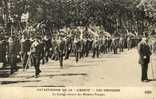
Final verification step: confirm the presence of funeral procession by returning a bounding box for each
[0,0,156,87]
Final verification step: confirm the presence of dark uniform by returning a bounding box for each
[138,38,152,82]
[51,38,58,60]
[74,38,82,62]
[56,38,65,68]
[84,38,91,57]
[43,36,52,63]
[111,38,119,54]
[64,36,72,60]
[30,38,42,77]
[80,38,86,58]
[40,39,46,65]
[8,36,18,74]
[106,37,112,52]
[92,38,100,58]
[118,37,125,52]
[20,37,31,69]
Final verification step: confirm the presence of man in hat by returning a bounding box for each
[138,37,152,82]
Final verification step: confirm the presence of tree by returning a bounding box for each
[2,0,155,35]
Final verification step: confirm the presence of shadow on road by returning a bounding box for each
[68,64,96,68]
[0,66,22,78]
[7,73,88,79]
[148,79,156,82]
[0,70,10,78]
[0,80,41,85]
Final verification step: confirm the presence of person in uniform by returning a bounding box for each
[30,36,42,77]
[43,35,52,63]
[64,35,72,60]
[107,37,112,52]
[20,35,31,69]
[84,37,90,57]
[118,36,125,52]
[111,37,119,54]
[51,37,58,60]
[102,36,107,54]
[56,36,65,68]
[40,37,46,65]
[74,37,82,62]
[80,37,86,58]
[138,37,152,82]
[7,36,19,74]
[92,36,100,58]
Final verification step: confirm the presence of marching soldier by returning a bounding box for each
[64,35,72,60]
[80,37,86,58]
[51,37,58,60]
[74,37,82,62]
[7,36,19,74]
[43,35,52,63]
[138,37,152,82]
[118,36,125,52]
[102,36,108,54]
[30,36,42,77]
[92,36,100,58]
[84,37,90,57]
[106,37,112,52]
[111,37,119,54]
[20,35,31,69]
[56,36,65,68]
[40,37,46,65]
[79,37,85,59]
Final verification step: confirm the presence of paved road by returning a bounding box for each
[0,48,156,87]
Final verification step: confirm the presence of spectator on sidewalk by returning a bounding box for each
[138,37,152,82]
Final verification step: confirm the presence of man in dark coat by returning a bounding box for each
[138,37,152,82]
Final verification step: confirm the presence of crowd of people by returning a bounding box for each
[0,28,141,78]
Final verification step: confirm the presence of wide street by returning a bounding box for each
[0,48,156,87]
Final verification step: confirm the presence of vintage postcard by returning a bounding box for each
[0,0,156,99]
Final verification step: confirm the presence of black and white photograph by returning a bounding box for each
[0,0,156,98]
